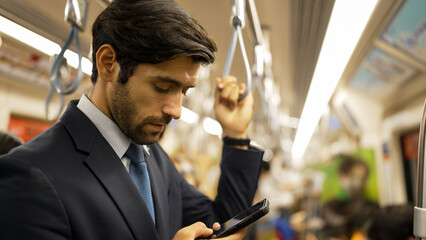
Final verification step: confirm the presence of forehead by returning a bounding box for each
[137,56,201,85]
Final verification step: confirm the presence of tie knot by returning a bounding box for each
[126,142,144,163]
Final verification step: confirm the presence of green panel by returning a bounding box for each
[318,148,378,204]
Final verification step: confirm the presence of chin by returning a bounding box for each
[132,133,161,145]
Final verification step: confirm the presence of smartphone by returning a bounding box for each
[213,199,269,238]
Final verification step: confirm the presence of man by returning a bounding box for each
[0,0,264,239]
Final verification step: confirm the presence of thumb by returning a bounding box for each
[172,222,214,240]
[192,222,214,238]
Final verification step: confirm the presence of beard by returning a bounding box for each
[109,82,172,145]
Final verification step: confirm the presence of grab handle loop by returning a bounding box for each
[45,88,65,121]
[222,0,252,101]
[45,23,83,120]
[50,24,83,95]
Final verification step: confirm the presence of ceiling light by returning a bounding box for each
[291,0,378,159]
[0,16,92,75]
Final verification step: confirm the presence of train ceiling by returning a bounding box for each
[0,0,425,126]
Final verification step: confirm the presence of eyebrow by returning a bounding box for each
[154,76,196,89]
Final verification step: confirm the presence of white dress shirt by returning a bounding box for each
[77,94,133,171]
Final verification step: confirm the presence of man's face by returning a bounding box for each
[107,56,200,144]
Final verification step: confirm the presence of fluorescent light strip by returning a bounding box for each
[0,16,92,75]
[291,0,378,159]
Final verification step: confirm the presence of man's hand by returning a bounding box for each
[213,223,248,240]
[214,76,253,139]
[172,222,247,240]
[172,222,213,240]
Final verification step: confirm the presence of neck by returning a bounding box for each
[87,84,112,120]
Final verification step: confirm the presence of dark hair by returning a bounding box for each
[367,204,414,240]
[338,155,369,177]
[0,131,23,155]
[91,0,217,84]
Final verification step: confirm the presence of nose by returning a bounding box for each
[162,93,182,119]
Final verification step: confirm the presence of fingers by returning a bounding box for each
[216,76,246,108]
[212,222,221,231]
[216,76,237,91]
[172,222,214,240]
[191,222,214,238]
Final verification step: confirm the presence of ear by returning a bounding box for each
[96,44,118,82]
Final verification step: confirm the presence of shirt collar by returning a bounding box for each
[77,94,131,159]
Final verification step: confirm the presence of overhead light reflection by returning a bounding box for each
[291,0,378,160]
[0,16,92,75]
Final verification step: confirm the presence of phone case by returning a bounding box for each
[213,199,269,238]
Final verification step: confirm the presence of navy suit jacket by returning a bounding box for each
[0,101,263,240]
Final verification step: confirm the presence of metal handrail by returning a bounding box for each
[415,98,426,240]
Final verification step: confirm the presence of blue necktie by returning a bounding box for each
[126,142,155,224]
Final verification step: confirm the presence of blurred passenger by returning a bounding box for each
[367,204,414,240]
[322,199,349,239]
[0,130,23,155]
[322,156,379,240]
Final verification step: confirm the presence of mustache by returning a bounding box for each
[143,115,172,125]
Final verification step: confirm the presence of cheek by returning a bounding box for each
[131,90,164,116]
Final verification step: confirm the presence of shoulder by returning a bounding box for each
[5,121,70,162]
[0,156,53,189]
[0,156,71,237]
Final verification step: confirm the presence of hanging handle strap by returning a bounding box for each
[50,24,83,95]
[222,0,252,101]
[45,88,65,121]
[45,23,83,121]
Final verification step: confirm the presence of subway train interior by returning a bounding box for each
[0,0,425,239]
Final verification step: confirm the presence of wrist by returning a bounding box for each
[222,130,247,139]
[222,136,250,150]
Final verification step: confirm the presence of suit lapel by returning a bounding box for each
[144,146,170,240]
[85,134,159,240]
[61,102,159,240]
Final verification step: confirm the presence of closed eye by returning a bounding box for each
[154,85,170,93]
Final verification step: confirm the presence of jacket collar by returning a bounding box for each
[60,101,160,240]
